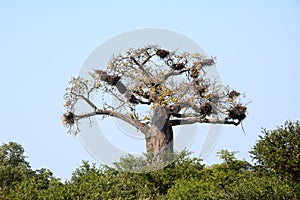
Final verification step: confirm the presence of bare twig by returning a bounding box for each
[130,56,153,78]
[70,92,97,110]
[164,69,189,80]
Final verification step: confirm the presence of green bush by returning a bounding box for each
[250,120,300,182]
[1,121,300,199]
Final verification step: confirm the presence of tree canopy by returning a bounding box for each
[0,142,32,189]
[250,120,300,182]
[62,45,247,154]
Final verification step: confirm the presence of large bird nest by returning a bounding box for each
[156,49,170,59]
[171,63,185,70]
[228,104,247,122]
[63,111,74,126]
[228,90,240,101]
[94,70,121,86]
[190,65,200,78]
[193,81,207,97]
[200,102,212,116]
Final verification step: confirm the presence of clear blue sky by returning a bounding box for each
[1,0,300,180]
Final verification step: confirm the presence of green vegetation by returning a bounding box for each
[1,120,300,199]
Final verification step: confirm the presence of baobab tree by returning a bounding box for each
[62,45,247,155]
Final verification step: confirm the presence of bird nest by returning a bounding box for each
[190,65,200,78]
[228,104,247,122]
[94,70,121,86]
[156,49,170,59]
[228,90,240,99]
[63,112,74,126]
[200,102,212,116]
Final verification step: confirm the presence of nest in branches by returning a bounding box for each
[94,70,121,86]
[156,49,170,59]
[200,102,212,116]
[101,74,120,86]
[228,104,247,122]
[194,81,207,97]
[190,65,200,78]
[134,89,151,100]
[171,63,185,70]
[129,94,139,104]
[63,112,74,125]
[228,90,240,99]
[127,93,152,105]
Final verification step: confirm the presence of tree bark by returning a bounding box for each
[145,106,173,154]
[146,124,173,154]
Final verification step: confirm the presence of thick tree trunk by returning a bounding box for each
[145,124,174,154]
[145,106,173,154]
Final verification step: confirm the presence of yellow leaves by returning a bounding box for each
[158,96,164,101]
[95,83,101,88]
[162,90,170,97]
[109,62,116,69]
[149,86,156,92]
[137,85,144,91]
[205,94,212,100]
[177,55,183,60]
[170,97,178,103]
[143,116,151,121]
[126,113,136,120]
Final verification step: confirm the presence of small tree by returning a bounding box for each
[250,120,300,182]
[0,142,32,189]
[62,45,247,154]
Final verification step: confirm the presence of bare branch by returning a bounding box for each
[70,92,97,110]
[141,54,153,66]
[164,69,189,80]
[130,56,141,66]
[63,45,247,151]
[130,56,151,78]
[171,113,201,118]
[75,109,150,134]
[169,117,240,126]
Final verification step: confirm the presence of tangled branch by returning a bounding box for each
[62,45,247,135]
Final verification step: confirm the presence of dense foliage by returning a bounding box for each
[1,121,299,199]
[250,121,300,182]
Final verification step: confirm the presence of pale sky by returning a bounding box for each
[1,0,300,180]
